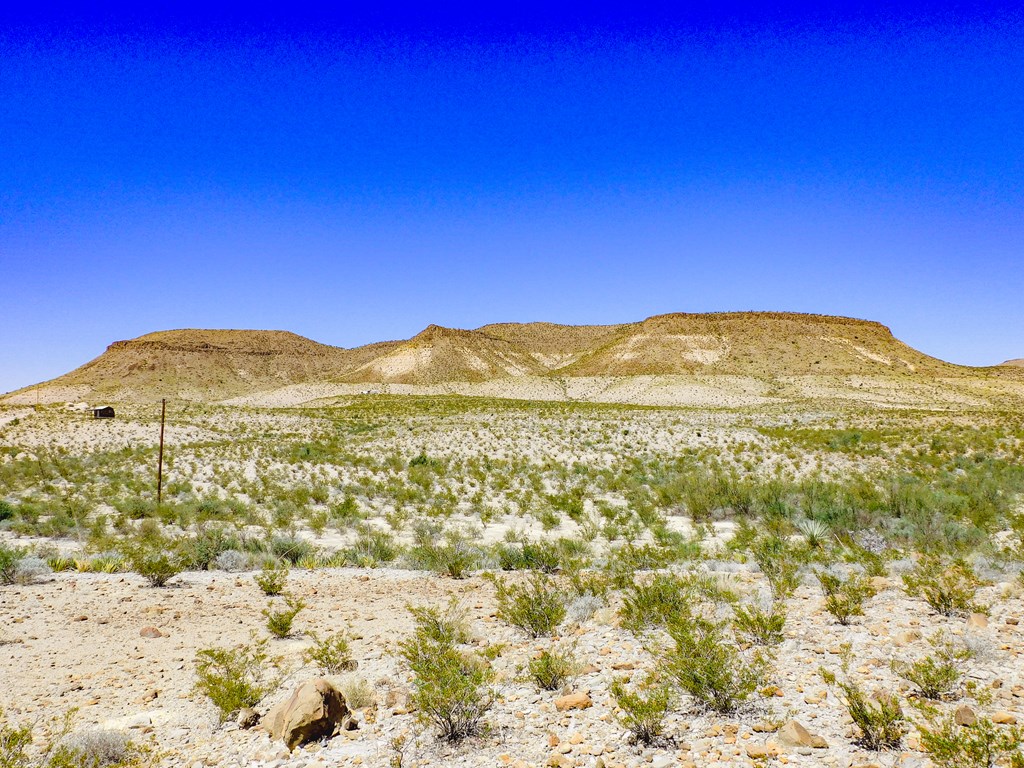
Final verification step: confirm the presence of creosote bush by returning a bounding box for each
[619,573,693,634]
[664,613,767,713]
[751,536,802,600]
[406,600,470,646]
[263,595,305,638]
[916,708,1024,768]
[130,549,182,588]
[821,664,905,750]
[398,604,494,742]
[0,543,27,586]
[732,601,787,646]
[253,562,288,596]
[903,558,986,617]
[304,631,356,674]
[493,573,567,638]
[891,633,971,700]
[527,645,578,691]
[610,673,674,746]
[193,640,280,721]
[817,569,876,625]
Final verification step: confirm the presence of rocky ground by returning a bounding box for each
[3,564,1023,768]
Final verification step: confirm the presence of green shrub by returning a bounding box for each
[732,602,787,646]
[304,631,356,674]
[263,595,305,638]
[918,710,1024,768]
[751,536,802,600]
[269,536,316,565]
[342,524,399,567]
[604,543,675,589]
[609,673,674,745]
[0,543,26,585]
[124,538,182,588]
[619,573,693,634]
[496,538,590,574]
[903,558,985,617]
[664,614,766,713]
[494,574,567,638]
[253,562,288,596]
[337,675,375,710]
[0,501,14,522]
[193,641,280,721]
[527,646,577,691]
[821,667,905,750]
[0,707,32,767]
[891,634,971,700]
[817,570,877,625]
[408,529,480,579]
[406,601,470,646]
[177,526,239,571]
[398,607,494,742]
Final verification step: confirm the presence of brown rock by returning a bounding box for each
[954,705,977,727]
[776,719,828,749]
[139,626,162,638]
[746,744,773,759]
[967,613,990,629]
[554,691,592,711]
[264,678,351,750]
[237,708,260,729]
[993,711,1018,725]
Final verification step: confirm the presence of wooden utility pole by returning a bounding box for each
[156,399,166,506]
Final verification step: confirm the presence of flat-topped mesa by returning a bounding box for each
[639,311,895,335]
[5,310,1019,406]
[106,329,342,356]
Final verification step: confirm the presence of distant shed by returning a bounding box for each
[93,406,115,419]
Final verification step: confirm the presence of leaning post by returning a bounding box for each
[157,398,167,506]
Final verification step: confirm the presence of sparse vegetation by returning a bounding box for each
[263,595,305,638]
[892,633,972,700]
[398,603,495,742]
[903,558,986,617]
[664,613,767,713]
[527,645,577,691]
[193,641,280,721]
[253,562,288,596]
[304,630,355,673]
[917,709,1024,768]
[493,574,567,638]
[609,673,674,745]
[817,569,877,625]
[822,663,905,750]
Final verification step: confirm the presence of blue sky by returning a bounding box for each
[2,4,1022,393]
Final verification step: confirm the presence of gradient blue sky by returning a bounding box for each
[2,3,1022,393]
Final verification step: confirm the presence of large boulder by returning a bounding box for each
[263,679,351,750]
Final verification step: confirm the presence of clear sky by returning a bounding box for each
[2,3,1022,394]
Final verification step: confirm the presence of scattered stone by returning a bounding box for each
[967,614,990,629]
[777,720,828,749]
[263,679,351,750]
[139,626,162,638]
[992,711,1018,725]
[954,705,977,727]
[554,692,592,711]
[237,708,260,729]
